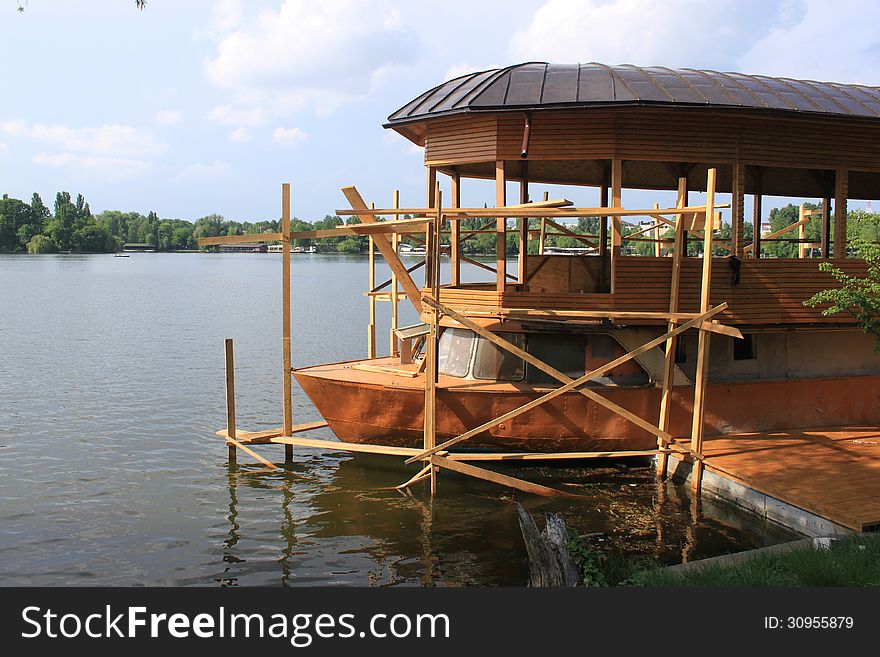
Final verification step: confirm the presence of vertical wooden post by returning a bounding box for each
[753,168,762,258]
[690,168,717,493]
[426,166,437,286]
[424,188,442,496]
[798,204,807,259]
[538,191,549,255]
[656,177,688,479]
[225,338,237,465]
[821,195,832,258]
[495,161,507,292]
[518,160,529,284]
[450,170,461,287]
[732,162,745,258]
[390,190,400,356]
[654,202,662,257]
[834,168,848,259]
[367,200,377,359]
[599,182,609,289]
[282,183,293,463]
[610,159,622,293]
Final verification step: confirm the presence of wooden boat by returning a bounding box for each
[290,63,880,454]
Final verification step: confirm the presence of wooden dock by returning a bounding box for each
[679,425,880,532]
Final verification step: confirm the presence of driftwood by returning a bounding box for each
[516,502,580,587]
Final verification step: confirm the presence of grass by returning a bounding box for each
[627,534,880,587]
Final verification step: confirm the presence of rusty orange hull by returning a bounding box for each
[294,362,880,452]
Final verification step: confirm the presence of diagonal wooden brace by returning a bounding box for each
[405,300,727,464]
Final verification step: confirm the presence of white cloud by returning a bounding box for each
[32,152,152,180]
[0,120,28,137]
[202,0,418,115]
[737,1,880,83]
[511,0,801,69]
[7,122,167,158]
[228,127,252,143]
[272,126,307,147]
[194,0,244,41]
[207,104,267,126]
[155,110,183,126]
[175,160,233,183]
[444,62,493,81]
[0,142,7,154]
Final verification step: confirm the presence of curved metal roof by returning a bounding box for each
[385,62,880,126]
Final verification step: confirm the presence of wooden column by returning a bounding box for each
[495,161,507,292]
[798,204,807,259]
[426,166,437,286]
[599,183,609,290]
[368,201,376,359]
[656,177,688,479]
[538,191,549,255]
[821,195,832,258]
[610,159,622,293]
[653,202,661,257]
[753,168,762,258]
[450,169,461,287]
[731,163,745,258]
[834,168,848,259]
[225,338,237,465]
[518,161,529,284]
[690,168,717,493]
[282,183,293,463]
[424,188,442,496]
[390,190,400,356]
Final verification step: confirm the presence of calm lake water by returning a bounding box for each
[0,253,798,586]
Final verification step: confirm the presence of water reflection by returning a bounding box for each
[218,453,800,586]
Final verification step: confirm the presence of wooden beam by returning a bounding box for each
[368,233,377,359]
[610,159,622,293]
[657,177,687,479]
[753,168,762,258]
[407,299,727,464]
[395,464,432,490]
[225,338,237,465]
[519,160,529,284]
[538,191,549,255]
[342,186,424,314]
[834,168,848,259]
[270,435,423,457]
[198,232,282,246]
[798,204,807,259]
[822,195,832,258]
[215,420,329,444]
[430,455,582,498]
[282,184,293,463]
[450,169,461,287]
[495,161,507,292]
[225,435,279,470]
[543,218,599,248]
[690,167,717,493]
[600,182,609,290]
[390,190,400,356]
[335,205,728,220]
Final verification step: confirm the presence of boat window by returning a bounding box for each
[733,334,757,360]
[437,328,475,377]
[473,333,525,381]
[526,334,586,384]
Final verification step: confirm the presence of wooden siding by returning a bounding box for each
[425,115,497,164]
[436,256,869,327]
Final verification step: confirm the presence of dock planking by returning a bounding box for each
[691,426,880,532]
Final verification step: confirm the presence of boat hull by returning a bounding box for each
[294,363,880,452]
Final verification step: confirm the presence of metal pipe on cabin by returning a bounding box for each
[520,112,532,158]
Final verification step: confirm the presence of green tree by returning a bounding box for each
[804,239,880,352]
[26,234,57,254]
[0,195,41,252]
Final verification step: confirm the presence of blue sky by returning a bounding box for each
[1,0,879,223]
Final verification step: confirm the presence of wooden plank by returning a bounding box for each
[334,217,432,234]
[407,300,726,464]
[450,169,461,287]
[657,177,687,478]
[225,435,280,470]
[395,464,432,490]
[690,167,717,492]
[834,168,848,258]
[430,455,582,498]
[282,184,293,462]
[269,435,423,457]
[335,205,729,219]
[224,338,237,464]
[495,160,507,291]
[368,232,376,359]
[342,186,424,314]
[198,232,282,246]
[448,450,665,461]
[732,162,745,258]
[215,420,329,444]
[610,158,622,293]
[390,190,400,355]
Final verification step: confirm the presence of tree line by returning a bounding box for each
[3,190,878,256]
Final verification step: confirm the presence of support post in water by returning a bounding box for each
[282,182,294,464]
[225,338,237,465]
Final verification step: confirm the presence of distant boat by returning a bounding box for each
[113,253,130,258]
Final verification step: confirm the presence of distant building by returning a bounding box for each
[122,243,156,252]
[218,243,267,253]
[761,221,772,236]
